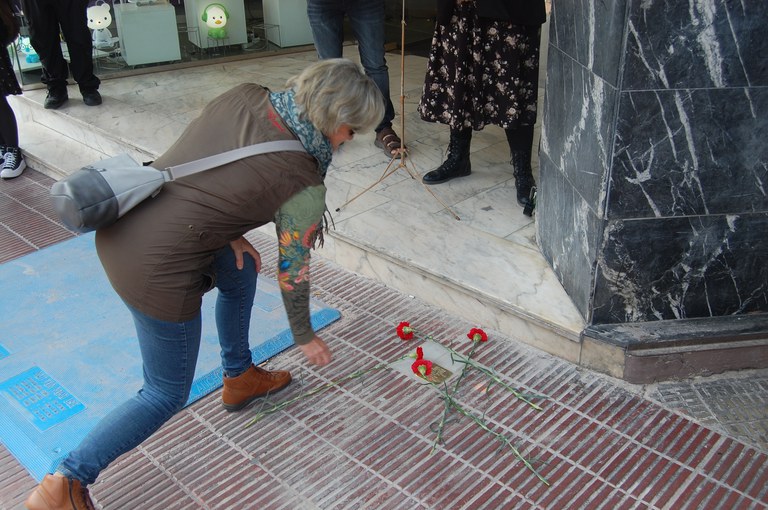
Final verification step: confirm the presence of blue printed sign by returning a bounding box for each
[0,367,86,431]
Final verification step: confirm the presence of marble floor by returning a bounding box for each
[11,39,586,365]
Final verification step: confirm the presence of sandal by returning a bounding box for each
[375,127,406,158]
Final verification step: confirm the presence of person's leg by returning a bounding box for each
[212,245,257,376]
[0,96,18,148]
[56,305,201,485]
[0,96,25,179]
[306,0,345,59]
[506,124,536,214]
[506,124,534,154]
[346,0,395,131]
[212,244,293,411]
[21,0,69,96]
[57,0,100,98]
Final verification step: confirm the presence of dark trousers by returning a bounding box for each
[21,0,99,93]
[307,0,395,132]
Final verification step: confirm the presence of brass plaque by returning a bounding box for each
[425,363,452,384]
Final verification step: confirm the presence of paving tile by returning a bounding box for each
[650,374,768,451]
[0,225,35,263]
[0,194,30,220]
[674,428,722,468]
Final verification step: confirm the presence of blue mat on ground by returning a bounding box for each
[0,233,340,481]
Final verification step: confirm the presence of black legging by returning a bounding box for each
[0,96,18,147]
[505,125,534,153]
[21,0,99,93]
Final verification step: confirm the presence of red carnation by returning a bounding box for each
[467,328,488,342]
[397,321,414,340]
[416,346,424,360]
[412,359,433,378]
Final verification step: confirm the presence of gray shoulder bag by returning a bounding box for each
[50,140,306,233]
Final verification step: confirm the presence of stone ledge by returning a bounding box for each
[581,315,768,383]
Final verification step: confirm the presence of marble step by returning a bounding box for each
[11,93,155,179]
[16,114,107,181]
[263,183,586,362]
[316,196,585,361]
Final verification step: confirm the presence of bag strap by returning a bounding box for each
[161,140,307,182]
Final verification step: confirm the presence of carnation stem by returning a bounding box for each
[450,342,479,394]
[444,346,545,411]
[429,342,479,454]
[429,381,455,454]
[442,389,550,486]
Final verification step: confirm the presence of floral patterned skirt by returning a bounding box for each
[0,47,21,97]
[418,2,542,131]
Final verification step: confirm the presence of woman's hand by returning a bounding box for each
[229,236,261,272]
[299,336,332,366]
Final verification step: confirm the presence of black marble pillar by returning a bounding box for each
[539,0,768,372]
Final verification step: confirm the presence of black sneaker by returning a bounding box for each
[44,90,68,109]
[0,147,26,179]
[82,90,102,106]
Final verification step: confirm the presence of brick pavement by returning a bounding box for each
[1,169,767,509]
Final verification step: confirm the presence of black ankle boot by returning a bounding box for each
[422,129,472,185]
[510,150,536,215]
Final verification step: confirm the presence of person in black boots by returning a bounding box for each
[418,0,546,215]
[20,0,101,109]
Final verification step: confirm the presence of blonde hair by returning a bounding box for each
[287,59,385,136]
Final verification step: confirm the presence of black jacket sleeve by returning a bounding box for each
[476,0,546,25]
[436,0,546,27]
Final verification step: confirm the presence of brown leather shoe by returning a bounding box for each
[25,474,95,510]
[222,364,292,412]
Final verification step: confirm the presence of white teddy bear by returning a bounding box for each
[87,2,114,50]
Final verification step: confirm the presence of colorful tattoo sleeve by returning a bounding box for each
[274,185,327,345]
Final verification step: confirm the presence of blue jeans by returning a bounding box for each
[307,0,395,131]
[58,246,257,485]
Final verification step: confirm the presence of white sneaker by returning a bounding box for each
[0,147,26,179]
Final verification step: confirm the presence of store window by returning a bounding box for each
[8,0,436,89]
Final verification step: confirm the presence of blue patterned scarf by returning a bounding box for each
[269,89,332,177]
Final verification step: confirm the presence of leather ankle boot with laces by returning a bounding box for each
[422,129,472,185]
[510,149,536,216]
[222,364,292,411]
[25,474,95,510]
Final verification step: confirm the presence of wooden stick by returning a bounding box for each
[400,1,406,153]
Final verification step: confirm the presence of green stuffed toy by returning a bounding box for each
[202,3,229,39]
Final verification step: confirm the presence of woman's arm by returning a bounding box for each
[274,185,327,346]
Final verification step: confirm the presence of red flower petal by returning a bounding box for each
[411,359,433,378]
[396,321,414,340]
[467,328,488,342]
[416,346,424,360]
